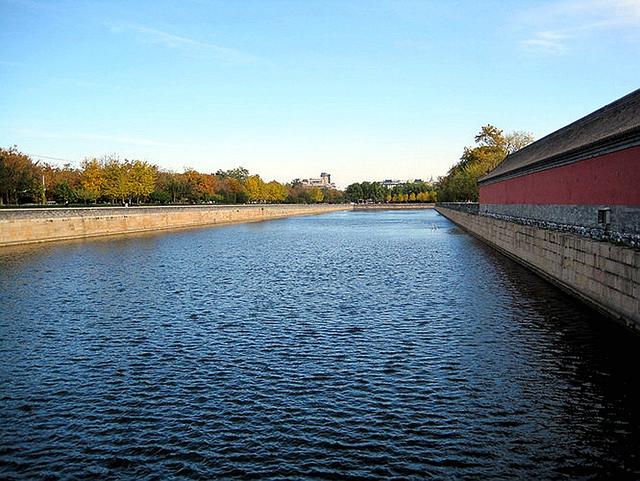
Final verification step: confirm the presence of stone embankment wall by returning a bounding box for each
[353,203,435,210]
[0,204,350,247]
[436,205,640,331]
[479,204,640,237]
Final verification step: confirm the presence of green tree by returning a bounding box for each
[52,180,77,204]
[437,125,532,202]
[0,146,39,205]
[216,166,249,181]
[345,183,364,202]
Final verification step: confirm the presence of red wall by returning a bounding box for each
[479,146,640,205]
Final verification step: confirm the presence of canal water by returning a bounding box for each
[1,209,639,480]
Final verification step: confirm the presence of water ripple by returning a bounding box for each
[1,210,639,480]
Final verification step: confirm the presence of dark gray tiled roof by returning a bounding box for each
[480,88,640,183]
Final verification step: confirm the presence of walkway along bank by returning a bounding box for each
[0,204,351,247]
[437,88,640,331]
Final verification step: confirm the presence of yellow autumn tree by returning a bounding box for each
[245,175,265,202]
[129,160,157,202]
[102,157,130,203]
[264,181,287,203]
[308,187,324,203]
[79,158,105,203]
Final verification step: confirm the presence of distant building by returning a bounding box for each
[381,178,428,188]
[381,179,404,188]
[301,172,335,189]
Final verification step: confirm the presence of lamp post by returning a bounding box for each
[41,174,46,206]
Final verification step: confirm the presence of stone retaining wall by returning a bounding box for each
[436,206,640,331]
[480,203,640,237]
[439,203,640,247]
[437,202,479,215]
[352,203,435,210]
[0,204,350,247]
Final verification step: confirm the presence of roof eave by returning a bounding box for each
[478,126,640,186]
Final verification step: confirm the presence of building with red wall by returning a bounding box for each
[478,89,640,238]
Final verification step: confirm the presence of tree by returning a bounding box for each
[474,124,505,149]
[505,131,535,154]
[102,157,130,203]
[308,187,324,203]
[0,147,39,205]
[370,182,387,202]
[245,175,265,202]
[345,183,364,202]
[437,124,532,202]
[323,188,344,204]
[182,168,210,203]
[264,181,287,203]
[129,160,157,203]
[215,176,248,203]
[216,166,249,181]
[0,150,349,207]
[344,181,389,203]
[52,180,77,204]
[149,189,172,204]
[41,163,82,204]
[154,171,188,203]
[80,158,105,203]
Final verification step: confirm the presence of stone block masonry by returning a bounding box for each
[0,204,351,247]
[436,206,640,332]
[353,203,435,211]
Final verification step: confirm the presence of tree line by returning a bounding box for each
[344,180,437,203]
[0,148,345,206]
[1,126,533,207]
[435,125,534,202]
[341,125,532,204]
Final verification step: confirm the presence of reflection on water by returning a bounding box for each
[1,209,639,480]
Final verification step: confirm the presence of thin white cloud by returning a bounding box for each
[518,0,640,53]
[108,22,258,63]
[521,31,572,54]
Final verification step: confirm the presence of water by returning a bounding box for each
[1,209,639,480]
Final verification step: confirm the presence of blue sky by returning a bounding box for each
[1,0,639,187]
